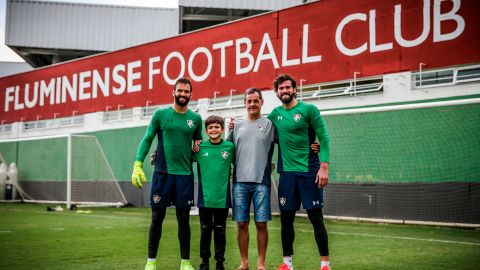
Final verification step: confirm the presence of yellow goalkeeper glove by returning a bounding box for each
[131,161,146,189]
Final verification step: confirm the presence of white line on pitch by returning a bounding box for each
[323,230,480,246]
[261,226,480,246]
[0,230,12,233]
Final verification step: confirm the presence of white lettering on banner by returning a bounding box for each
[302,24,322,63]
[253,33,279,72]
[79,71,92,100]
[112,64,126,95]
[148,57,161,90]
[92,68,109,98]
[2,0,469,116]
[212,40,234,77]
[127,60,142,93]
[62,74,77,103]
[4,87,14,112]
[336,0,465,55]
[282,28,300,67]
[40,78,55,107]
[336,13,368,56]
[188,47,212,82]
[163,51,185,85]
[395,0,430,47]
[236,37,254,75]
[55,78,61,104]
[14,86,24,110]
[25,82,38,109]
[433,0,465,42]
[370,9,393,52]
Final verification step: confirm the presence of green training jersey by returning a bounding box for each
[268,101,330,172]
[194,140,234,208]
[136,106,202,175]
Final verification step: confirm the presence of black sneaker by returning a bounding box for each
[215,262,225,270]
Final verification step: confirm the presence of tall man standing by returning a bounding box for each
[227,88,275,270]
[131,77,203,270]
[268,74,331,270]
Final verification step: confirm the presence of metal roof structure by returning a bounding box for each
[179,0,305,10]
[5,0,179,67]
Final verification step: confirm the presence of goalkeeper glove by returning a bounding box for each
[131,161,146,189]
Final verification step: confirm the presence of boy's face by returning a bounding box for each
[206,123,224,141]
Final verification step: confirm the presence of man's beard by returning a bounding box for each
[174,95,190,106]
[278,92,294,104]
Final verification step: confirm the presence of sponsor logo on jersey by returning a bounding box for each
[293,114,302,122]
[221,151,229,159]
[153,195,161,203]
[187,120,194,128]
[280,197,287,206]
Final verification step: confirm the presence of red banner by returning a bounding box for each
[1,0,479,123]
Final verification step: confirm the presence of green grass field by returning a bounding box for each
[0,203,479,270]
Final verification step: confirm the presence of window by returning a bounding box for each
[413,65,480,88]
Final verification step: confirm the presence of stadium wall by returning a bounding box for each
[1,101,478,223]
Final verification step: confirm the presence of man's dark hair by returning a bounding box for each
[244,88,263,103]
[273,74,297,92]
[205,115,224,129]
[174,77,193,92]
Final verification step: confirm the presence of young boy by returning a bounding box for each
[194,115,235,270]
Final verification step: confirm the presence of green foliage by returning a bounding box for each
[0,203,479,270]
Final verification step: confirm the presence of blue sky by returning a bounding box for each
[0,0,177,62]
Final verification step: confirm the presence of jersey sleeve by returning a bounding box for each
[193,114,203,141]
[266,119,275,144]
[135,110,161,162]
[226,127,234,142]
[308,105,330,163]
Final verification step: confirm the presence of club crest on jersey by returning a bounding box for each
[187,120,194,128]
[221,151,229,160]
[153,195,161,203]
[280,197,287,206]
[258,125,266,132]
[293,114,301,122]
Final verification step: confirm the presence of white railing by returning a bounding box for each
[298,79,384,101]
[104,108,133,122]
[207,94,244,111]
[23,115,84,131]
[413,65,480,89]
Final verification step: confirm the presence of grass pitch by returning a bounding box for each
[0,203,479,270]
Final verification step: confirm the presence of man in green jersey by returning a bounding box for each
[268,74,331,270]
[194,115,235,270]
[131,77,203,270]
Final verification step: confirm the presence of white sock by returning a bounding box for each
[147,258,156,263]
[283,256,293,268]
[321,261,330,268]
[181,259,190,263]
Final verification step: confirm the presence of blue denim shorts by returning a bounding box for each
[232,182,271,222]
